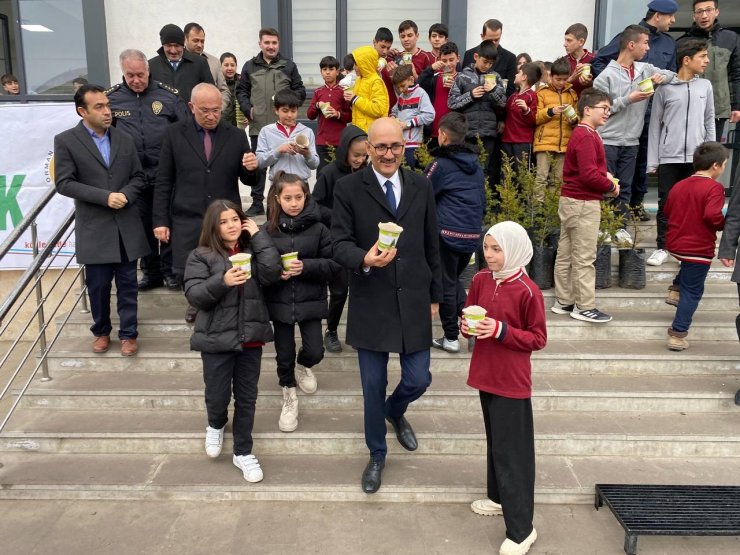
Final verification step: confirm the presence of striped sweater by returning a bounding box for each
[390,84,435,148]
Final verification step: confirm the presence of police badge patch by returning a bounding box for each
[152,101,163,115]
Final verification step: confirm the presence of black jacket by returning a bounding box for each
[106,79,189,181]
[262,199,339,323]
[148,48,214,102]
[184,231,282,352]
[313,124,368,226]
[678,21,740,118]
[462,44,517,95]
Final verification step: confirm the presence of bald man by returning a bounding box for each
[332,117,442,493]
[153,83,258,320]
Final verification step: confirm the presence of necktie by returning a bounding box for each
[384,180,397,216]
[204,130,213,162]
[170,60,179,71]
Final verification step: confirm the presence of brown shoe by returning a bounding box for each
[120,338,138,356]
[185,305,198,324]
[92,335,110,354]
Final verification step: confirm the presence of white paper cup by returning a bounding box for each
[294,134,309,147]
[402,52,412,65]
[281,251,299,271]
[638,78,654,93]
[318,101,331,116]
[563,105,577,121]
[463,305,487,335]
[377,222,403,251]
[229,253,252,279]
[580,64,592,78]
[442,73,454,88]
[377,58,387,71]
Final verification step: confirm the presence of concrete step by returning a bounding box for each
[45,337,740,376]
[0,451,737,505]
[57,306,739,341]
[13,370,740,413]
[3,408,738,457]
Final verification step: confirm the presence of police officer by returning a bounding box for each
[106,48,189,290]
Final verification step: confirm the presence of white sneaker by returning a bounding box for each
[646,249,668,266]
[204,426,223,458]
[233,454,263,483]
[470,498,503,516]
[279,386,299,432]
[499,528,537,555]
[614,228,633,248]
[432,337,460,353]
[296,365,317,394]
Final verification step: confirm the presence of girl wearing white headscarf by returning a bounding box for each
[462,221,547,555]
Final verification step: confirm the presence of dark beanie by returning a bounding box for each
[160,24,185,45]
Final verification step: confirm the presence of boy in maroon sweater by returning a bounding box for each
[552,89,619,323]
[381,20,435,112]
[664,141,727,351]
[563,23,595,96]
[306,56,352,174]
[418,42,461,147]
[502,62,542,171]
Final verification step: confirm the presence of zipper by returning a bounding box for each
[684,82,690,163]
[557,90,564,151]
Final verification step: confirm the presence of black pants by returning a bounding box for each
[273,319,325,388]
[317,144,332,177]
[479,390,535,544]
[201,347,261,456]
[327,268,349,332]
[250,135,266,204]
[467,135,497,188]
[502,142,533,174]
[605,144,639,218]
[629,117,650,208]
[439,241,472,340]
[136,184,174,281]
[86,252,138,340]
[656,163,694,250]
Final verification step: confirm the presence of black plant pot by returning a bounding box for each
[529,245,556,290]
[594,245,612,289]
[618,248,646,289]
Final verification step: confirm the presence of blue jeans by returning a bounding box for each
[671,261,711,334]
[357,348,432,458]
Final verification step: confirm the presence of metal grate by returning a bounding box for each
[595,484,740,555]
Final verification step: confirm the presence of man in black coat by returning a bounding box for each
[107,48,189,291]
[148,24,214,102]
[153,83,258,320]
[461,19,517,93]
[54,84,149,357]
[332,117,442,494]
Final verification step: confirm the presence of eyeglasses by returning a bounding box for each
[195,106,221,116]
[694,8,716,16]
[591,105,611,115]
[368,142,404,155]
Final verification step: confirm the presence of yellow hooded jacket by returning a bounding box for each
[350,46,389,132]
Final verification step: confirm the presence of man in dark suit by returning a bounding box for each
[148,23,214,102]
[54,84,149,356]
[461,19,517,92]
[332,117,442,494]
[153,83,258,322]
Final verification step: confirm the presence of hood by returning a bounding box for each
[335,124,368,173]
[665,74,702,85]
[431,144,481,175]
[278,197,322,231]
[353,45,380,78]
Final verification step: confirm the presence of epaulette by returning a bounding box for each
[104,83,121,95]
[157,81,179,96]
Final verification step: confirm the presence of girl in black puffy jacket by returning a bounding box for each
[184,199,282,483]
[262,172,339,433]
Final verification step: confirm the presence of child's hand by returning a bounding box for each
[720,258,735,268]
[286,259,303,276]
[386,60,397,73]
[579,71,592,85]
[432,60,445,71]
[483,81,494,93]
[280,271,293,280]
[629,90,653,103]
[552,105,565,115]
[471,86,486,98]
[293,144,310,157]
[514,99,528,112]
[242,218,259,236]
[278,142,296,155]
[343,89,355,101]
[224,266,248,286]
[325,106,338,118]
[651,73,665,85]
[473,317,499,340]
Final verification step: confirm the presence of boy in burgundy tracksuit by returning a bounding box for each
[664,141,727,351]
[502,62,542,171]
[306,56,352,174]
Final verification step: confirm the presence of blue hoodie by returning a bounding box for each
[425,144,486,252]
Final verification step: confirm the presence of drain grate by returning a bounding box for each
[595,484,740,554]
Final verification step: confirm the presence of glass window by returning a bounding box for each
[292,0,336,89]
[18,0,87,94]
[346,0,441,54]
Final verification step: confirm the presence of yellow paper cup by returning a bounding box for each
[484,74,496,85]
[638,78,654,93]
[580,64,592,78]
[281,251,299,271]
[463,305,487,335]
[377,222,403,251]
[229,253,252,279]
[318,101,331,116]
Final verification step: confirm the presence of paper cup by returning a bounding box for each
[580,64,592,78]
[281,251,299,271]
[344,86,354,95]
[484,74,496,85]
[294,134,309,148]
[502,79,509,90]
[377,58,387,71]
[377,222,403,251]
[402,52,412,65]
[463,305,487,335]
[229,253,252,279]
[638,78,654,93]
[318,101,331,116]
[563,105,577,121]
[442,73,454,88]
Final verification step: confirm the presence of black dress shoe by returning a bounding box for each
[185,305,198,324]
[361,457,385,494]
[245,203,265,216]
[386,414,417,451]
[137,276,163,291]
[164,275,181,290]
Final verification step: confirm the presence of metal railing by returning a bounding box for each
[0,188,86,434]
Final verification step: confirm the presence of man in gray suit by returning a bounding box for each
[54,84,149,356]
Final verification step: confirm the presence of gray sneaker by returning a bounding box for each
[431,337,460,353]
[570,307,612,323]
